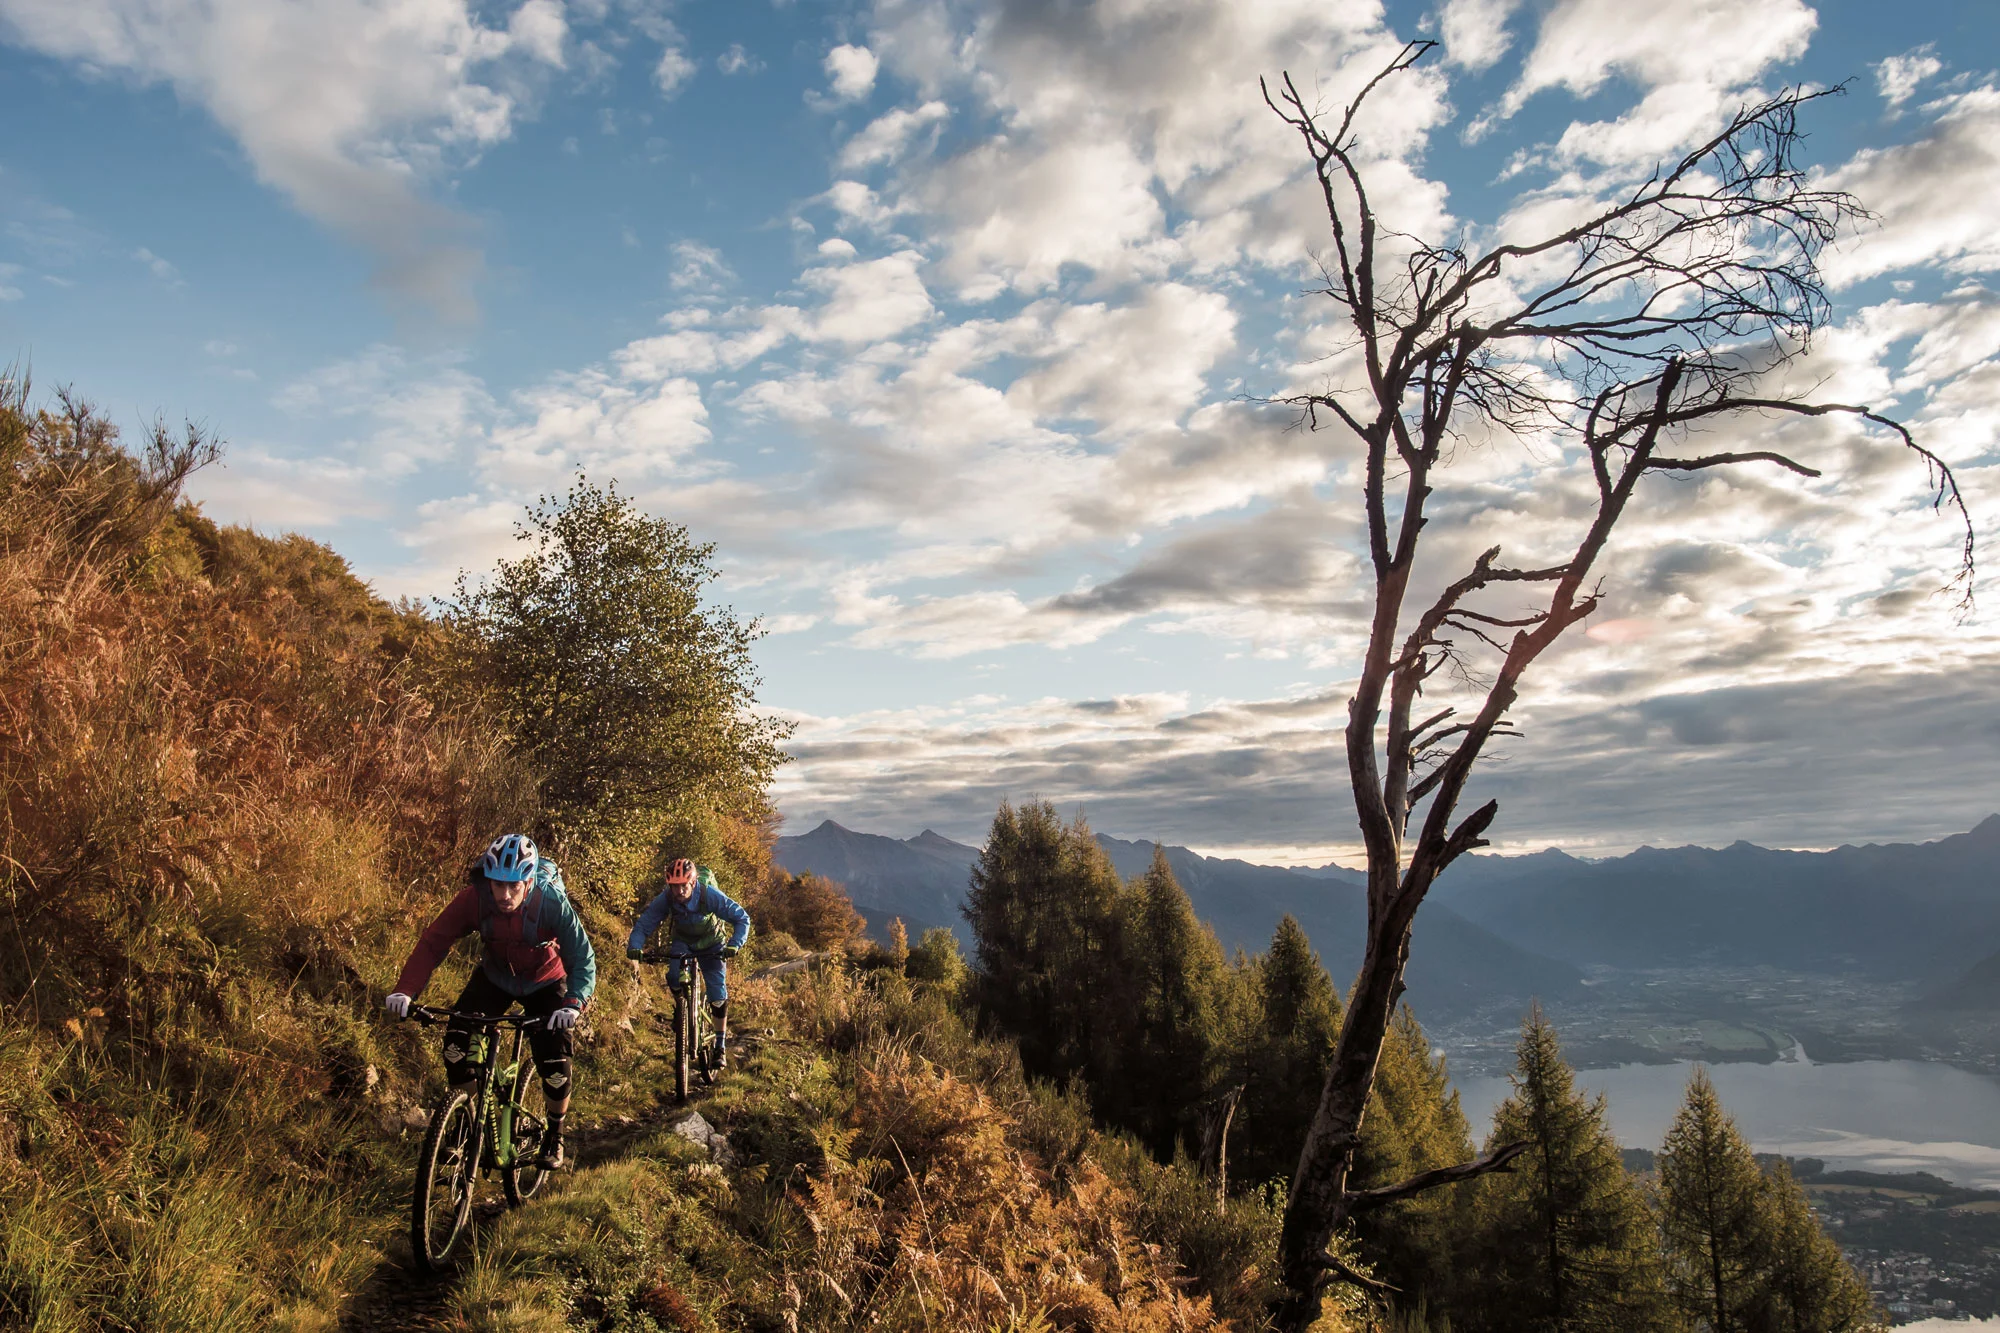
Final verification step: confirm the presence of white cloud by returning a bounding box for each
[824,43,879,101]
[823,179,901,229]
[869,0,1447,288]
[927,135,1166,293]
[801,249,935,344]
[1483,0,1816,164]
[377,493,525,597]
[1502,0,1815,108]
[187,448,388,531]
[839,100,948,169]
[1439,0,1522,73]
[486,369,711,485]
[0,261,19,301]
[1826,87,2000,285]
[507,0,566,67]
[669,239,734,292]
[274,345,493,476]
[1875,45,1942,110]
[717,42,762,76]
[1004,283,1237,434]
[655,33,697,96]
[0,0,567,321]
[133,246,179,284]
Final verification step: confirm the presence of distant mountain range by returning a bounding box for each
[776,816,2000,1014]
[772,820,1580,1019]
[1427,816,2000,979]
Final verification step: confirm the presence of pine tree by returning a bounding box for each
[1236,915,1342,1187]
[1658,1068,1769,1333]
[1756,1162,1882,1333]
[1458,1009,1671,1333]
[1112,846,1229,1157]
[963,799,1123,1084]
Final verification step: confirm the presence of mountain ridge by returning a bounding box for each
[773,819,1580,1019]
[777,815,2000,993]
[1431,815,2000,976]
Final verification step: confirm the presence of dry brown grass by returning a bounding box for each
[0,379,535,1328]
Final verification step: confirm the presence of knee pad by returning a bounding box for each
[537,1055,573,1098]
[442,1033,477,1085]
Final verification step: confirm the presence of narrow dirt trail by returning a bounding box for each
[333,961,807,1330]
[334,1047,727,1330]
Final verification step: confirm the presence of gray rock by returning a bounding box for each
[668,1110,737,1168]
[669,1110,715,1149]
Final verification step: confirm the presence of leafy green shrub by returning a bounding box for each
[905,926,966,989]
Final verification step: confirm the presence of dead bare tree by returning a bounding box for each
[1261,45,1974,1329]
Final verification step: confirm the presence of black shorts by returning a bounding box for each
[440,970,574,1095]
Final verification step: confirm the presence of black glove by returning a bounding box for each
[626,946,642,961]
[720,945,740,959]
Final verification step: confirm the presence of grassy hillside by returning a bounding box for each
[0,382,1356,1332]
[411,958,1330,1332]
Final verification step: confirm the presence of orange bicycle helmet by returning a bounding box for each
[666,857,697,887]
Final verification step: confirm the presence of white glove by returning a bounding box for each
[547,1005,580,1031]
[384,992,412,1020]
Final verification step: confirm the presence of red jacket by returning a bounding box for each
[394,883,571,1001]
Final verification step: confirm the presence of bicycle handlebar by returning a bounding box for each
[407,1004,549,1030]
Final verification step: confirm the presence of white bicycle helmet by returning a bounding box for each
[480,833,539,883]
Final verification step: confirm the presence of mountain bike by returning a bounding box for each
[406,1006,552,1271]
[639,949,718,1104]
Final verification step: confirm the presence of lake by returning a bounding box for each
[1452,1054,2000,1188]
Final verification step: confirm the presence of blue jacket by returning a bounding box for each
[629,868,752,954]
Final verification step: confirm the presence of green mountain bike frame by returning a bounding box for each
[406,1005,552,1271]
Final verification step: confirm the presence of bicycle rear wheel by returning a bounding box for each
[411,1087,478,1271]
[694,972,716,1087]
[674,985,692,1105]
[501,1037,548,1206]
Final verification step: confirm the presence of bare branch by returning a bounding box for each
[1344,1139,1531,1216]
[1647,450,1821,477]
[1311,1252,1399,1297]
[1438,799,1500,868]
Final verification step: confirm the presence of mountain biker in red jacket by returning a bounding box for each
[384,834,597,1170]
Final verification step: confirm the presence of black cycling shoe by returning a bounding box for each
[536,1133,567,1171]
[709,1037,728,1072]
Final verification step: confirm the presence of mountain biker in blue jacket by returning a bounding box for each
[627,858,751,1069]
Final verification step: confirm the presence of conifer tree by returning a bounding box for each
[1459,1009,1671,1333]
[1658,1068,1769,1333]
[1237,916,1342,1187]
[1756,1162,1881,1333]
[1112,846,1229,1157]
[963,799,1123,1084]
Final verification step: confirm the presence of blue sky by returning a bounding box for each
[3,0,1997,859]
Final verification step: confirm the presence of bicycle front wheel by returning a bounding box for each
[411,1087,479,1271]
[501,1057,549,1206]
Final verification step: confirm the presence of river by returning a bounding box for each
[1452,1053,2000,1188]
